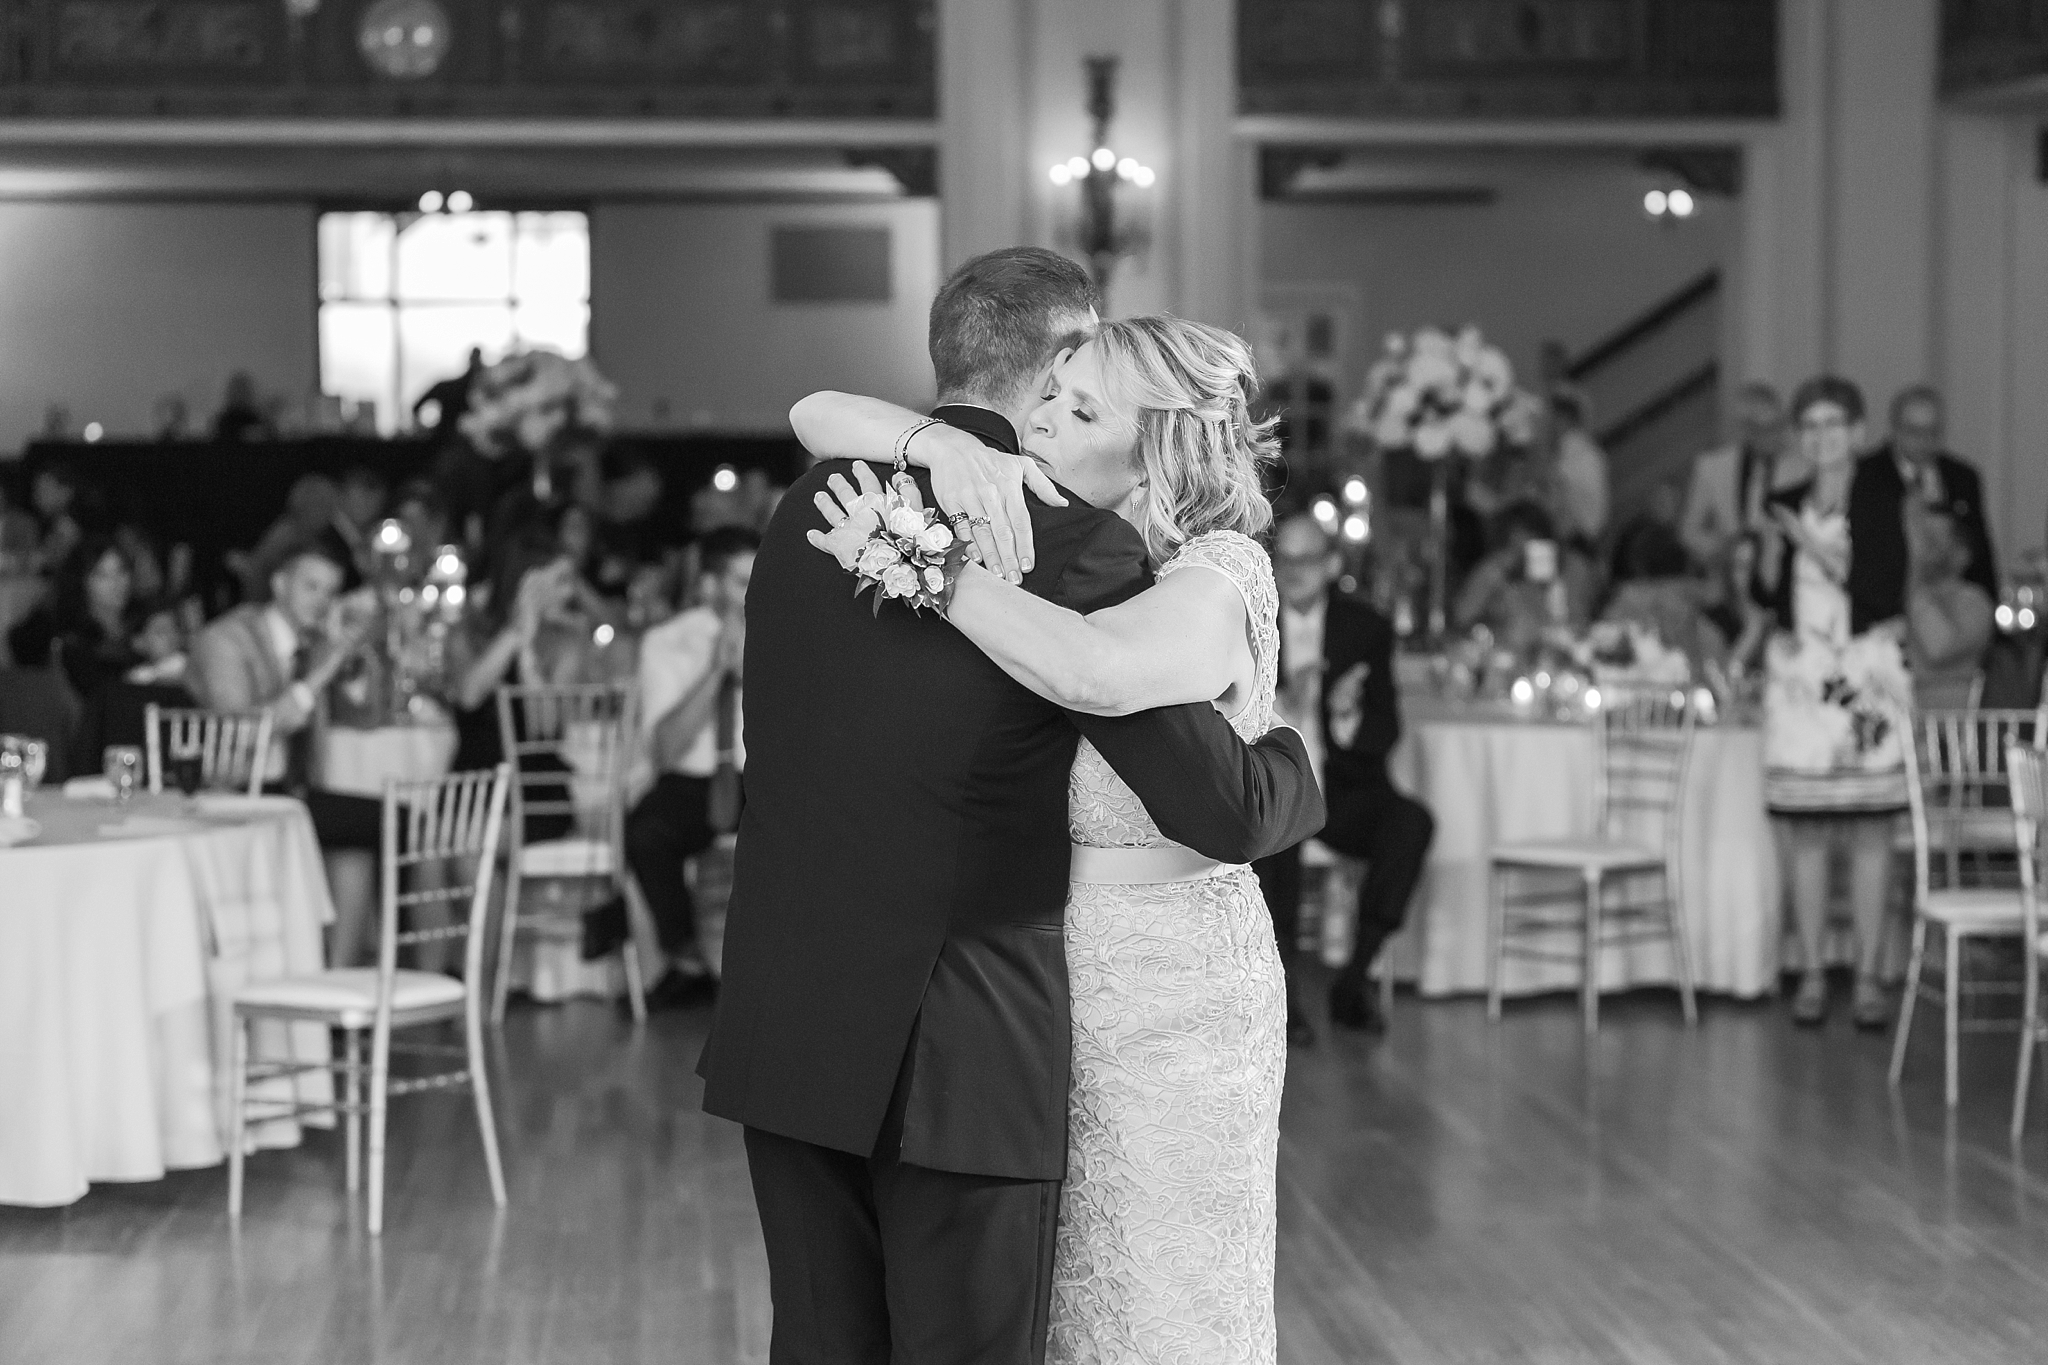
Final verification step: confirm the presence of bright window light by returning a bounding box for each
[317,209,590,435]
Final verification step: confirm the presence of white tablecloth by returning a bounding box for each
[1385,709,1781,999]
[320,722,460,799]
[0,791,335,1206]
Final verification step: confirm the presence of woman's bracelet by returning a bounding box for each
[893,416,943,475]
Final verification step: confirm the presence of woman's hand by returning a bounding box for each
[807,464,887,570]
[910,423,1066,584]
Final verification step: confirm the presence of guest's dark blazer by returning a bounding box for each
[1300,595,1403,859]
[1847,446,1997,635]
[701,405,1324,1183]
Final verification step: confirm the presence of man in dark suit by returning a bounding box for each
[701,247,1324,1365]
[1256,513,1434,1036]
[1848,383,1997,635]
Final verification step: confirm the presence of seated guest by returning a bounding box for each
[234,474,339,602]
[1256,514,1435,1036]
[1700,533,1775,674]
[213,371,273,442]
[187,547,377,965]
[0,611,79,781]
[49,536,144,705]
[1546,389,1610,549]
[30,463,90,572]
[1903,504,1994,709]
[1451,500,1597,648]
[1600,521,1728,674]
[615,527,756,1010]
[73,603,195,760]
[1849,384,1998,633]
[0,469,37,563]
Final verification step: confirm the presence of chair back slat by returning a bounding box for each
[1594,690,1697,864]
[1905,707,2048,898]
[374,765,512,982]
[144,705,273,797]
[492,682,638,859]
[2009,746,2048,959]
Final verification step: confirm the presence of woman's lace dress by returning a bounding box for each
[1048,530,1287,1365]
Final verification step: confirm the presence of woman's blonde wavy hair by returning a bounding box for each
[1092,315,1279,566]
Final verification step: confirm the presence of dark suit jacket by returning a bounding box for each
[1847,447,1997,636]
[701,406,1323,1182]
[1304,595,1403,859]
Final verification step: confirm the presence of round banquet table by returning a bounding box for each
[320,720,460,798]
[0,791,335,1207]
[1383,700,1782,1000]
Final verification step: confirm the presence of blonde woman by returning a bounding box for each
[795,315,1292,1363]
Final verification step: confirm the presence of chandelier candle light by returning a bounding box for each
[1048,56,1156,301]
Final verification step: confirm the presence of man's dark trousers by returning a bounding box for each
[742,1047,1059,1365]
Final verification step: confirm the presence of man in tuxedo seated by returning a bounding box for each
[1257,513,1435,1035]
[187,546,376,963]
[1849,383,1998,634]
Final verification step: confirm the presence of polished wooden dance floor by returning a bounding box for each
[7,981,2048,1364]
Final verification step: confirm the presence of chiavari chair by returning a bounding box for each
[1487,688,1699,1033]
[491,681,645,1025]
[1890,707,2048,1105]
[144,704,272,797]
[2008,745,2048,1141]
[225,765,511,1234]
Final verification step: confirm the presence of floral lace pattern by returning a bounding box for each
[1050,530,1285,1365]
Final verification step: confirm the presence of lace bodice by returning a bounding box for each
[1067,530,1281,850]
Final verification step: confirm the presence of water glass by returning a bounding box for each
[103,745,143,802]
[167,733,204,795]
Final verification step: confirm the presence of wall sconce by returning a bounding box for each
[1047,56,1156,302]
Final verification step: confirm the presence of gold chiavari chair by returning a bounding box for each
[2009,745,2048,1141]
[144,704,272,797]
[1888,708,2047,1105]
[491,681,645,1025]
[1487,689,1699,1033]
[225,765,512,1234]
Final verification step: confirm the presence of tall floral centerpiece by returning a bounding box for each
[459,350,620,502]
[1345,326,1539,639]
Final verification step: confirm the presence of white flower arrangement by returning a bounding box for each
[459,349,619,459]
[1579,621,1693,690]
[847,478,969,615]
[1343,325,1542,460]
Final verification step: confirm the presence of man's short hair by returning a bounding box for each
[1891,383,1943,425]
[698,526,760,578]
[928,247,1100,406]
[275,542,347,580]
[1790,374,1865,425]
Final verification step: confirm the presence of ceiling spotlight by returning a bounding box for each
[711,464,739,493]
[1644,189,1668,217]
[1668,188,1696,218]
[82,422,104,443]
[1091,147,1116,172]
[1066,156,1090,179]
[1115,157,1138,180]
[447,189,473,213]
[418,189,443,213]
[1049,163,1074,186]
[1130,165,1156,188]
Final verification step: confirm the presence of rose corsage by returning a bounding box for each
[844,475,973,615]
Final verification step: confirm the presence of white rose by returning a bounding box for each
[1414,327,1454,361]
[924,565,947,593]
[886,506,927,540]
[1383,331,1407,356]
[1447,410,1495,457]
[857,540,902,578]
[1454,326,1485,367]
[1372,411,1411,448]
[1413,421,1452,459]
[1408,352,1457,394]
[1385,383,1421,420]
[918,522,954,555]
[1459,379,1491,414]
[881,564,920,598]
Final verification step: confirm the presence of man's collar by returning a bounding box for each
[931,402,1020,456]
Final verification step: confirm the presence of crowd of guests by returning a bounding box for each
[1414,378,2006,710]
[0,440,774,1013]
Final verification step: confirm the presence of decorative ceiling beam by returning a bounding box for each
[0,116,939,147]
